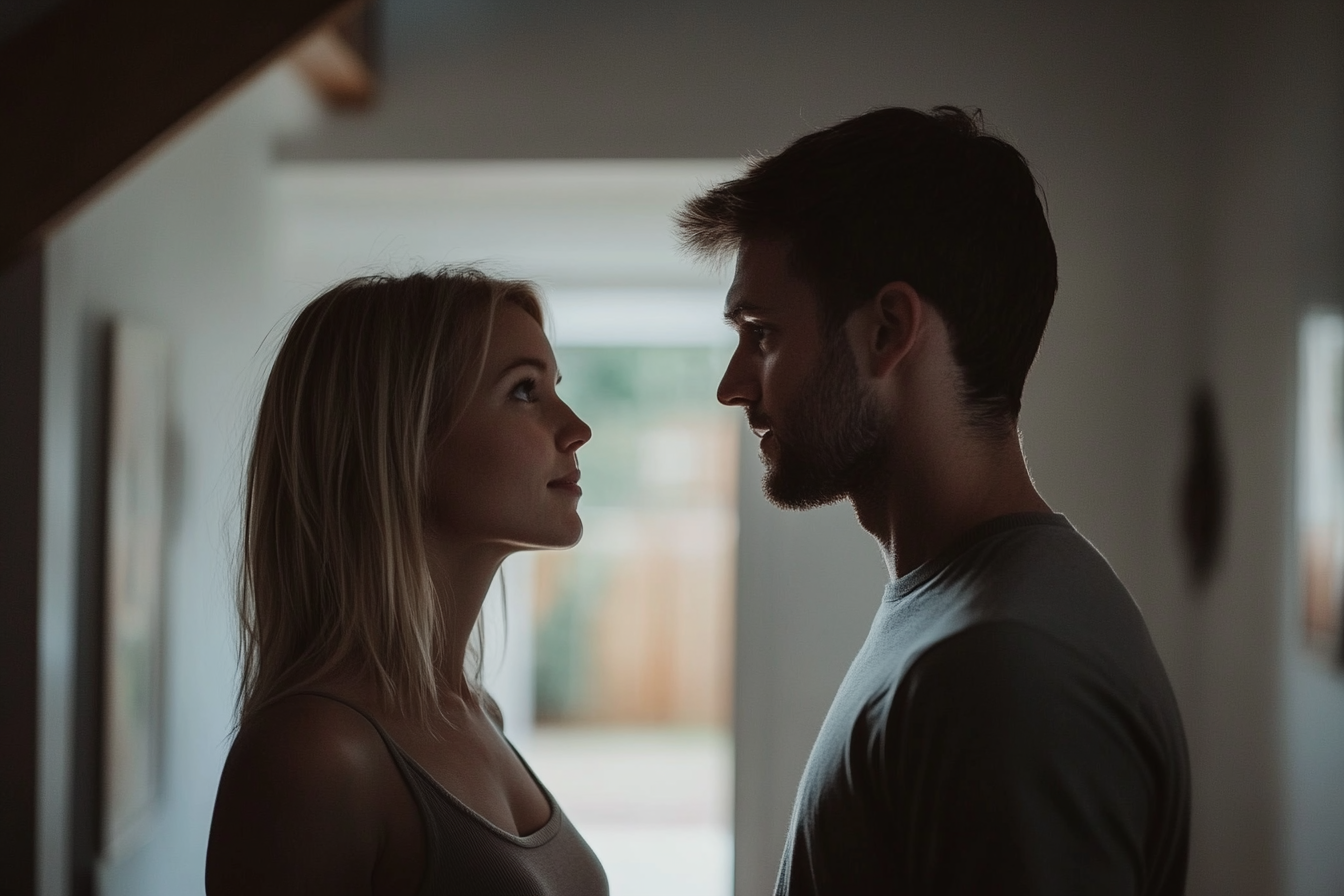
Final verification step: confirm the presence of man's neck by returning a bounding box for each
[851,428,1051,579]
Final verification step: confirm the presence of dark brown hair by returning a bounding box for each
[677,106,1057,429]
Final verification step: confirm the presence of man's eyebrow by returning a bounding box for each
[723,298,767,324]
[497,357,560,383]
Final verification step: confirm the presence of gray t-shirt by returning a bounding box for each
[776,513,1190,896]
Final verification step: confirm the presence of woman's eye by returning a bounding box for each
[510,378,538,403]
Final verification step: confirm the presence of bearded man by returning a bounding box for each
[678,107,1190,896]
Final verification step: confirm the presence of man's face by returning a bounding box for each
[717,238,886,510]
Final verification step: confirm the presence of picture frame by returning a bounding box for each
[100,322,170,862]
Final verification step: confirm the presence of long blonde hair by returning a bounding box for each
[237,268,543,726]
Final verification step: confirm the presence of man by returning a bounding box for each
[677,107,1189,895]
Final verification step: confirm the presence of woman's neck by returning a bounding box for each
[424,537,508,697]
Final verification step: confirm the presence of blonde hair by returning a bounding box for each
[236,268,543,727]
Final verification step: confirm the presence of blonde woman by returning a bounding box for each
[206,270,606,895]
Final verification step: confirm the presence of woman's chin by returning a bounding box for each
[553,518,584,549]
[514,517,583,552]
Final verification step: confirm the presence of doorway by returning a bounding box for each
[274,160,741,894]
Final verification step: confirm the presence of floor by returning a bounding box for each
[525,726,733,896]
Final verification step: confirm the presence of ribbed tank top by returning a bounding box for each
[295,693,609,896]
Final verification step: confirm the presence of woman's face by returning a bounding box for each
[426,302,591,553]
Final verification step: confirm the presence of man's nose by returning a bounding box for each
[716,348,758,408]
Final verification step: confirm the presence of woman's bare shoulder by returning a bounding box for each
[206,694,399,895]
[235,694,392,775]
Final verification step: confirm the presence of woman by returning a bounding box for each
[206,270,607,895]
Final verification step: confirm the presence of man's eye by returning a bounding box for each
[748,324,771,345]
[511,378,538,402]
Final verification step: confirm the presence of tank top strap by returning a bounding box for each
[278,691,428,786]
[274,692,447,896]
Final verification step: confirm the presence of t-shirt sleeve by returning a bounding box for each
[876,621,1155,896]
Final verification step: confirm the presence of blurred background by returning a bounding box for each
[5,1,1344,895]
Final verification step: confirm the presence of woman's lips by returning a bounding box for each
[548,471,582,494]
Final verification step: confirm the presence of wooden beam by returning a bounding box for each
[0,0,353,265]
[290,2,377,109]
[0,246,42,896]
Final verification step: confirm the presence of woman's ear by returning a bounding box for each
[847,281,923,378]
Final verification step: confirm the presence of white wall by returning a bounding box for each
[1201,3,1344,895]
[41,68,315,896]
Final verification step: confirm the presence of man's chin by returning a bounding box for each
[761,461,849,511]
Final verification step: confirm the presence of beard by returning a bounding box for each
[753,336,887,510]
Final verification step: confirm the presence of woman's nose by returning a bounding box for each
[558,404,591,452]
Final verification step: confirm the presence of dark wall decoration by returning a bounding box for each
[1180,380,1228,589]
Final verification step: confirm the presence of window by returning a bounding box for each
[1297,308,1344,663]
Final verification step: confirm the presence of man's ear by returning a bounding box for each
[847,281,923,378]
